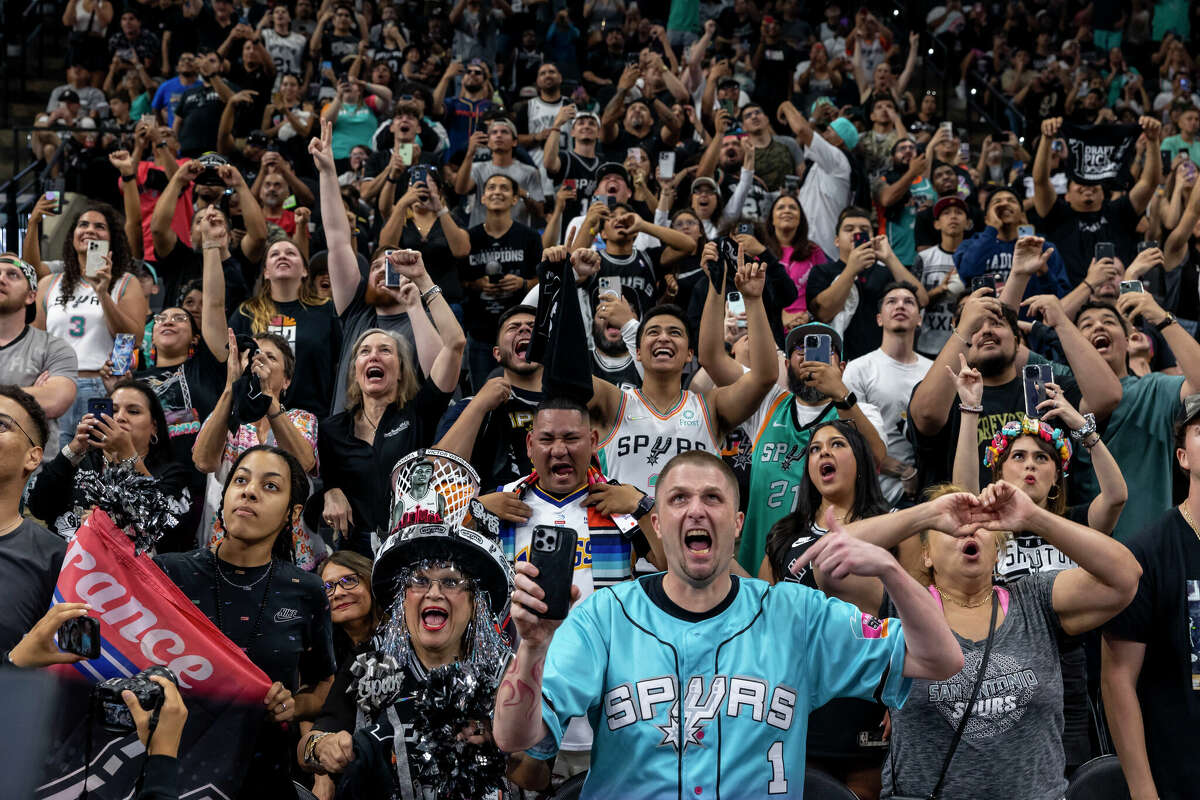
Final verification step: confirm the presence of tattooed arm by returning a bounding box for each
[492,562,581,752]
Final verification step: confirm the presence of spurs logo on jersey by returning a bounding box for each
[604,674,798,754]
[597,390,719,495]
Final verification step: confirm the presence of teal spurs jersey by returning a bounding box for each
[536,575,912,799]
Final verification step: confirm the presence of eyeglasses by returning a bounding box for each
[406,574,472,594]
[0,413,37,447]
[323,573,361,596]
[155,312,191,324]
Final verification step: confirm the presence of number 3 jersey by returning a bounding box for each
[597,389,719,497]
[534,575,912,799]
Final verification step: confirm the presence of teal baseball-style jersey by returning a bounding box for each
[537,575,912,799]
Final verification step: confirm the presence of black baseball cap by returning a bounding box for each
[785,322,844,360]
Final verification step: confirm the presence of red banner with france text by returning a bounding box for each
[37,508,271,800]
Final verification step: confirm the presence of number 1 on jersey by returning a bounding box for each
[767,740,787,794]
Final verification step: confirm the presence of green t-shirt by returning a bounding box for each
[666,0,700,34]
[130,91,153,120]
[1107,372,1185,541]
[1161,136,1200,167]
[737,389,838,572]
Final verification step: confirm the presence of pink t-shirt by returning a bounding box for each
[781,242,828,315]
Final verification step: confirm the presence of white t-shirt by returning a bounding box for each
[915,246,965,357]
[842,349,932,505]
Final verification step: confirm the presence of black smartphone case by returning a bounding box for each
[529,525,578,620]
[59,616,100,659]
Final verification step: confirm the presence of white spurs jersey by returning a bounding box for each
[597,389,719,496]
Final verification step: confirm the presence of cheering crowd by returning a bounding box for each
[3,0,1200,797]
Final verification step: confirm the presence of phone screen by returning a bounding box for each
[803,334,832,364]
[1023,364,1052,418]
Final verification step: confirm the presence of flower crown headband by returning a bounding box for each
[983,416,1073,476]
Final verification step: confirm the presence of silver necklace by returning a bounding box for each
[215,543,272,591]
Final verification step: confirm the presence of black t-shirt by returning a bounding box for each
[321,32,362,72]
[229,298,342,418]
[461,222,542,339]
[593,247,661,314]
[592,351,641,391]
[194,7,236,52]
[154,548,336,795]
[805,259,897,361]
[436,384,541,491]
[0,520,67,650]
[907,365,1080,489]
[585,48,626,91]
[317,381,453,550]
[753,41,801,109]
[545,149,602,225]
[154,237,250,313]
[176,80,238,157]
[399,215,467,303]
[603,128,664,163]
[225,65,274,136]
[1030,196,1140,287]
[1104,507,1200,799]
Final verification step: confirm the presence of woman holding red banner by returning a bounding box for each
[155,444,336,798]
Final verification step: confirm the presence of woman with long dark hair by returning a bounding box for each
[155,445,336,798]
[34,201,148,447]
[759,419,892,800]
[229,237,341,417]
[758,193,827,331]
[27,378,192,545]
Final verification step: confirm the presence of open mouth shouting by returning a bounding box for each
[549,459,575,480]
[514,335,531,361]
[817,460,837,482]
[363,363,388,387]
[1089,332,1112,354]
[650,343,675,362]
[420,605,449,632]
[960,538,981,561]
[684,529,713,556]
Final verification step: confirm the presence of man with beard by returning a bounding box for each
[0,257,77,459]
[514,63,569,179]
[908,238,1122,489]
[544,108,603,235]
[151,51,202,128]
[725,320,886,572]
[954,188,1069,300]
[843,283,931,506]
[600,65,679,160]
[590,287,642,390]
[432,58,495,158]
[695,114,770,223]
[1030,115,1161,286]
[437,305,544,490]
[255,164,298,236]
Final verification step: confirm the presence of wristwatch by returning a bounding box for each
[833,390,857,410]
[633,492,655,518]
[1156,312,1178,331]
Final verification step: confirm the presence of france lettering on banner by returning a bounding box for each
[37,508,271,800]
[1061,121,1139,184]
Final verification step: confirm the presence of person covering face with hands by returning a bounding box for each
[492,450,963,798]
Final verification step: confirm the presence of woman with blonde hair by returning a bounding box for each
[229,236,341,417]
[314,248,465,558]
[807,478,1139,799]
